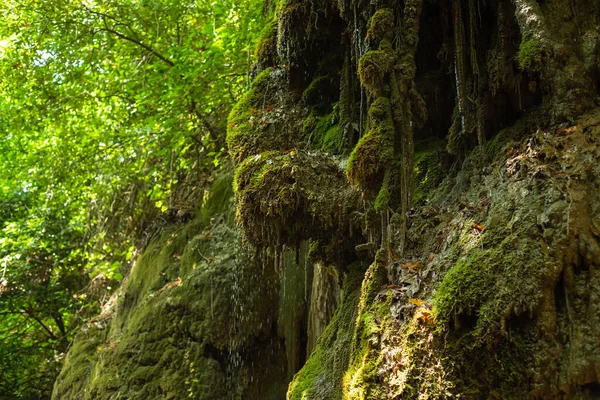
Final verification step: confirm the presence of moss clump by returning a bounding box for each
[368,97,392,122]
[347,132,384,190]
[366,8,395,44]
[226,67,301,162]
[517,36,544,70]
[358,45,395,96]
[234,150,360,263]
[373,187,390,213]
[322,125,345,154]
[347,97,394,190]
[346,119,394,192]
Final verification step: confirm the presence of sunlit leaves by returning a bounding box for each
[0,0,267,396]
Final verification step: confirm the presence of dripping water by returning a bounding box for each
[226,233,247,399]
[454,53,466,135]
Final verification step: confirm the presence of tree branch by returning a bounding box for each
[23,308,57,341]
[98,26,175,67]
[84,5,175,67]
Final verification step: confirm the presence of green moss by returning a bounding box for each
[198,172,234,225]
[255,19,278,68]
[323,125,345,154]
[302,75,335,110]
[366,8,395,44]
[343,261,388,400]
[346,119,394,191]
[368,97,391,122]
[347,132,384,190]
[226,68,274,161]
[358,46,395,96]
[234,150,359,264]
[305,111,345,154]
[52,327,106,399]
[433,227,550,339]
[517,36,543,70]
[446,105,465,155]
[412,139,445,205]
[373,187,390,213]
[287,264,366,400]
[53,175,287,400]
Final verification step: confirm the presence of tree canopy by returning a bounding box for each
[0,0,267,397]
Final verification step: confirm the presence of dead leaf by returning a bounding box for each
[414,308,435,324]
[471,224,485,233]
[401,261,423,273]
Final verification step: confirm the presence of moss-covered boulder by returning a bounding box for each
[234,150,361,264]
[52,174,288,400]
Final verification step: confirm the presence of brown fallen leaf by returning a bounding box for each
[414,308,435,324]
[472,224,485,233]
[401,261,423,273]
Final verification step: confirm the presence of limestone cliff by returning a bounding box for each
[55,0,600,399]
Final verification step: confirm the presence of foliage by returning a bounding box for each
[0,0,267,397]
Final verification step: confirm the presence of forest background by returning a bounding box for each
[0,0,269,397]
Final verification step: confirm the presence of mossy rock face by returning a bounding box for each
[53,175,287,400]
[287,263,366,400]
[234,150,360,264]
[301,75,340,115]
[412,139,446,206]
[290,109,600,399]
[276,0,341,69]
[226,68,302,162]
[517,36,544,70]
[303,111,347,155]
[255,19,279,72]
